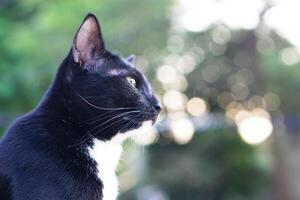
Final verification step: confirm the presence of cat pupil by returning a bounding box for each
[126,77,136,87]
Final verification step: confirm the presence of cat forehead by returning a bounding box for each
[108,62,139,76]
[95,54,140,76]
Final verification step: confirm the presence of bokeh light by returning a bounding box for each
[163,90,187,111]
[265,0,300,52]
[237,116,273,145]
[173,0,265,32]
[263,93,281,111]
[280,47,300,66]
[133,122,158,146]
[170,116,195,145]
[202,65,221,83]
[235,109,273,145]
[186,97,208,117]
[156,65,178,84]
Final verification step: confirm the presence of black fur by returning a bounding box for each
[0,13,161,200]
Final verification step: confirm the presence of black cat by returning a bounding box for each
[0,14,161,200]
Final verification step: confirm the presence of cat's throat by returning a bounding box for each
[87,121,152,200]
[88,138,123,200]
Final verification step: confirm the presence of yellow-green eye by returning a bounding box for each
[126,77,137,87]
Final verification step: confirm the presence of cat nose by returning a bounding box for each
[153,103,162,113]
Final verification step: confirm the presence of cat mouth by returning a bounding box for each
[150,115,159,125]
[143,111,160,125]
[123,112,158,125]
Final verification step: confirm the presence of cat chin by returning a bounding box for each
[111,120,153,144]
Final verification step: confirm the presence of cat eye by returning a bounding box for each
[126,77,137,88]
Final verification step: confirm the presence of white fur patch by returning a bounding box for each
[88,138,122,200]
[88,121,152,200]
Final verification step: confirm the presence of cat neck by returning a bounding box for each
[32,56,90,144]
[37,55,73,112]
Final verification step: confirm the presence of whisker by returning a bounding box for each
[119,113,143,149]
[119,119,134,133]
[72,112,141,147]
[89,112,140,136]
[85,110,119,123]
[70,95,102,101]
[119,112,142,133]
[85,109,137,124]
[76,92,137,111]
[88,111,140,133]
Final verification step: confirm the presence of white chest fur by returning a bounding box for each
[87,121,152,200]
[88,138,123,200]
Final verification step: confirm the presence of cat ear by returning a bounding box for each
[127,55,136,63]
[72,13,105,66]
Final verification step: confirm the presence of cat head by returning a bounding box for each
[63,14,161,140]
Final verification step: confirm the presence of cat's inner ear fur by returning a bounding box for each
[72,14,105,66]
